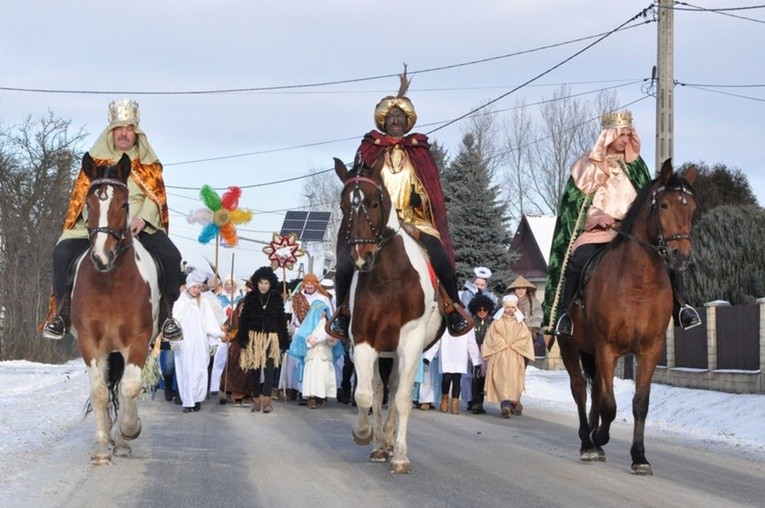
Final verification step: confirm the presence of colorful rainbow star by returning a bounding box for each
[186,185,253,247]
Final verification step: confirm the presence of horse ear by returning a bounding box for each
[659,158,673,183]
[334,158,348,182]
[82,153,98,181]
[683,165,697,184]
[116,153,132,182]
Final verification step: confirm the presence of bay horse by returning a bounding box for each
[559,159,697,475]
[334,156,443,474]
[70,153,159,465]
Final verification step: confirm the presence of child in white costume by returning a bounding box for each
[173,270,226,413]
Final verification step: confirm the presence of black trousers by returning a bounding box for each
[441,372,462,398]
[470,374,485,405]
[334,231,460,307]
[250,358,275,397]
[51,230,182,304]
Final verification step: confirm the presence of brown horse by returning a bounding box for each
[334,157,442,473]
[70,153,159,465]
[559,159,697,475]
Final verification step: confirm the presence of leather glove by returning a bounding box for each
[409,184,422,208]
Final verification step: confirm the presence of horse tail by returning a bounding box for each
[579,351,597,391]
[107,352,124,420]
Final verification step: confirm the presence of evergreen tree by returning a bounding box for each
[680,162,759,217]
[685,205,765,305]
[441,133,516,293]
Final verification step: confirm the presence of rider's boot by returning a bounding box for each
[42,293,71,340]
[670,270,701,330]
[328,303,350,339]
[554,273,577,337]
[159,294,183,341]
[678,305,702,330]
[437,281,471,336]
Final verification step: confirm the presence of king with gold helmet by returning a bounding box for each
[330,66,470,338]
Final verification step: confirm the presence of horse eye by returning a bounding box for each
[660,202,669,210]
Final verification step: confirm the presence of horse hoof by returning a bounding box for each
[631,463,653,475]
[91,454,111,466]
[391,460,411,474]
[369,449,389,462]
[352,428,373,446]
[120,420,142,440]
[580,449,602,462]
[113,444,132,458]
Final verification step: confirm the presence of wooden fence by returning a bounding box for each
[542,298,765,394]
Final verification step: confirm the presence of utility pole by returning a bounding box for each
[655,0,674,172]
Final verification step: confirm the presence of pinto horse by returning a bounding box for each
[70,153,159,465]
[334,157,442,474]
[559,159,697,475]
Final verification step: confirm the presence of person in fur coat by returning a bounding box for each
[236,266,290,414]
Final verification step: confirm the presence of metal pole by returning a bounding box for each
[655,0,674,173]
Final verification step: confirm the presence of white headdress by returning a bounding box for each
[474,266,492,279]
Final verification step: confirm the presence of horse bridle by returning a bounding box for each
[342,172,397,250]
[86,177,130,249]
[619,183,694,262]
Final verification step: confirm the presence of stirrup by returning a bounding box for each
[678,305,701,330]
[554,312,573,336]
[162,318,183,341]
[42,316,67,340]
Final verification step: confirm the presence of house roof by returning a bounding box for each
[525,215,556,266]
[509,214,556,283]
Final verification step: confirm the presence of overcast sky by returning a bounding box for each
[2,1,763,281]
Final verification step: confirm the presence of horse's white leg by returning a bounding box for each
[113,362,143,457]
[88,358,112,466]
[390,332,422,474]
[352,343,375,446]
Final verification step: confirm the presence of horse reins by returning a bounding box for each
[87,177,131,250]
[618,183,694,262]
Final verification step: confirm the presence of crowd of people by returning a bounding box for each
[40,67,689,419]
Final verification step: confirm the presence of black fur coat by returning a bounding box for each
[236,289,290,350]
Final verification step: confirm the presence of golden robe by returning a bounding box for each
[481,315,534,404]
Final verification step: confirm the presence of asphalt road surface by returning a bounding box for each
[7,393,765,507]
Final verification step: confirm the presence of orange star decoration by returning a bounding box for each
[263,232,304,270]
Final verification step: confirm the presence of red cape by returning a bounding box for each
[338,130,455,267]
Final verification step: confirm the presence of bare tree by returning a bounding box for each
[300,166,342,276]
[0,113,85,361]
[500,98,543,223]
[528,86,617,215]
[462,102,503,179]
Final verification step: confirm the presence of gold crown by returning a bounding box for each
[601,110,632,129]
[108,99,140,128]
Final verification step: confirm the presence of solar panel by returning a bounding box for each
[279,210,331,242]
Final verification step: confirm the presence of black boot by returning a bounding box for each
[329,310,350,338]
[447,310,469,336]
[670,270,701,330]
[42,293,71,340]
[678,305,701,330]
[159,294,183,341]
[554,272,578,336]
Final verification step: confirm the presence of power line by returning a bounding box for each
[674,2,765,23]
[0,24,650,97]
[425,5,657,135]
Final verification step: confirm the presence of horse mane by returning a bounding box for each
[612,170,695,247]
